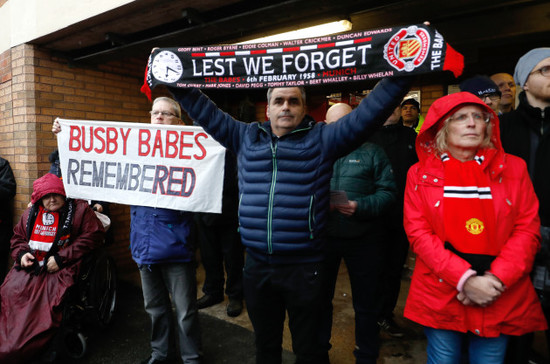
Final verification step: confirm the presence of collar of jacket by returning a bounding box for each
[517,91,550,134]
[417,152,507,183]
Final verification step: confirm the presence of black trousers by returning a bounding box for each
[320,236,386,364]
[196,219,244,300]
[243,254,329,364]
[379,223,409,320]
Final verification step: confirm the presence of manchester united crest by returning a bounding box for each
[465,218,484,235]
[384,26,430,72]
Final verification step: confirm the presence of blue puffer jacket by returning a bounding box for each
[171,77,411,264]
[130,206,194,265]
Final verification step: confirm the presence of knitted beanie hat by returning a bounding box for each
[459,75,501,97]
[514,47,550,87]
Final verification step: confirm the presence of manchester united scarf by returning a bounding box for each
[141,23,463,99]
[442,153,500,274]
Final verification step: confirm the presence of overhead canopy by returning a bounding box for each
[30,0,550,76]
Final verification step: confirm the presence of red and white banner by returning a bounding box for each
[56,118,226,213]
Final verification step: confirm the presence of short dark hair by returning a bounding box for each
[267,87,306,104]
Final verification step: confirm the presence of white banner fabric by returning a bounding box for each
[56,118,225,213]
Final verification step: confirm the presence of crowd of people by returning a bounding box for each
[0,43,548,364]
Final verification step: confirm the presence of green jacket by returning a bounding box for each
[327,142,397,239]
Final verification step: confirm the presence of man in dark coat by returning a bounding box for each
[368,106,418,337]
[500,47,550,363]
[321,103,397,364]
[170,76,412,364]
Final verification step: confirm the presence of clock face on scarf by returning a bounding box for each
[152,50,183,83]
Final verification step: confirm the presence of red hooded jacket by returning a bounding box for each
[403,92,547,336]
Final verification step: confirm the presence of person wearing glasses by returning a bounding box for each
[459,75,502,114]
[403,92,546,363]
[133,97,201,364]
[52,97,202,364]
[500,48,550,364]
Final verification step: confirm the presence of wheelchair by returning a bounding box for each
[41,247,118,362]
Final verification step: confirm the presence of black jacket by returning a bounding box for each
[368,123,418,197]
[500,91,550,226]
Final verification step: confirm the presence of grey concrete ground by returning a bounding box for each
[72,282,296,364]
[62,263,547,364]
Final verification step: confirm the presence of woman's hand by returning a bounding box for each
[21,253,36,267]
[463,275,505,307]
[46,256,60,273]
[456,291,474,306]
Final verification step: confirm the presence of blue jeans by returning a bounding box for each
[140,262,201,364]
[424,327,508,364]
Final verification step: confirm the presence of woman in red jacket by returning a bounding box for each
[403,92,546,363]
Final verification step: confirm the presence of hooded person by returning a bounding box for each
[0,173,104,363]
[403,92,546,363]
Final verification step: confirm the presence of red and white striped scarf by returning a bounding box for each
[29,206,60,266]
[442,153,500,256]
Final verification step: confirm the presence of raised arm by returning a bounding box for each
[169,87,248,154]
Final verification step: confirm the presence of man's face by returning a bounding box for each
[401,104,419,126]
[524,57,550,107]
[266,88,306,137]
[479,93,501,113]
[150,100,180,125]
[490,73,516,107]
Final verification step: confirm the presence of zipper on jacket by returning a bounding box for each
[237,193,243,233]
[267,140,278,254]
[259,123,313,254]
[308,195,315,239]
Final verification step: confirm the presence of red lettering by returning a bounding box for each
[93,127,106,153]
[151,130,164,157]
[138,129,151,156]
[106,127,118,154]
[120,128,131,155]
[82,126,93,153]
[165,131,179,158]
[179,131,193,160]
[194,132,208,160]
[69,126,81,151]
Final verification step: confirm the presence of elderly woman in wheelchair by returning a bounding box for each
[0,173,104,363]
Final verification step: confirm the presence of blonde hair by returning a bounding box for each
[434,109,494,155]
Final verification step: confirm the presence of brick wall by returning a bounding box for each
[5,44,160,282]
[419,84,446,114]
[3,43,450,282]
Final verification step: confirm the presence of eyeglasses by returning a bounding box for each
[150,110,177,117]
[479,93,500,102]
[530,65,550,77]
[448,111,491,124]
